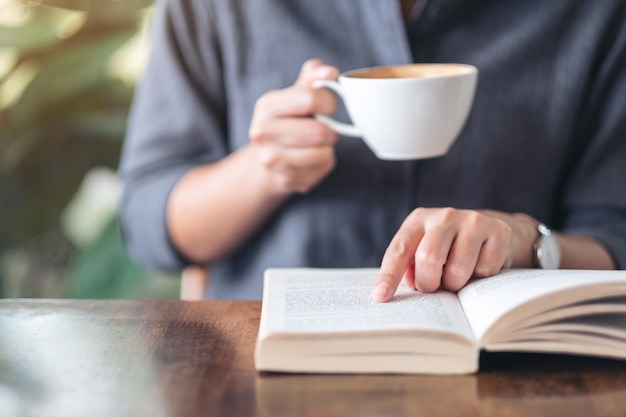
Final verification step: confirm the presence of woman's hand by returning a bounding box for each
[169,60,341,263]
[372,208,538,302]
[249,59,340,194]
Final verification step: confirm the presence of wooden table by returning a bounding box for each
[1,300,626,417]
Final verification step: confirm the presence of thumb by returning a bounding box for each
[294,59,339,87]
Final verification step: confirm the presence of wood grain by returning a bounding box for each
[1,299,626,417]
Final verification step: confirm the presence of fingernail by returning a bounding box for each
[372,283,389,302]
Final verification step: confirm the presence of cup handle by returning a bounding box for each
[311,80,362,137]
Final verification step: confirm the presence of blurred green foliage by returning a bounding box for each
[0,0,180,299]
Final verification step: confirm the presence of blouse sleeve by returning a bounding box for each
[559,7,626,268]
[119,0,226,271]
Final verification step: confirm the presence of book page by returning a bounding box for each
[457,269,626,341]
[507,313,626,342]
[261,268,474,341]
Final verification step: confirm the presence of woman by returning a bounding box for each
[120,0,625,300]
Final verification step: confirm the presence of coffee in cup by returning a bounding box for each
[312,63,478,160]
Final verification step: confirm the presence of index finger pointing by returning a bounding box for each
[372,218,425,303]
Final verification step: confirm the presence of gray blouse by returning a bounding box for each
[120,0,626,299]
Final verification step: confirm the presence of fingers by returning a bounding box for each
[294,59,340,88]
[374,217,425,302]
[252,85,338,120]
[372,208,513,303]
[439,211,488,291]
[251,117,336,148]
[440,231,482,292]
[474,232,511,277]
[249,59,340,195]
[401,261,416,290]
[256,144,336,193]
[253,59,339,120]
[413,220,456,292]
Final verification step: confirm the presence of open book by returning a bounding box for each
[254,268,626,374]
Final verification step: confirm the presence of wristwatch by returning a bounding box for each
[533,223,561,269]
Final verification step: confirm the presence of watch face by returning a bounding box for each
[537,234,561,269]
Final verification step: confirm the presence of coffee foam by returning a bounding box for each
[347,64,473,79]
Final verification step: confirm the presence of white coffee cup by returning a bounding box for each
[313,63,478,160]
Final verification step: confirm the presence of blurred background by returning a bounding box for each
[0,0,180,299]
